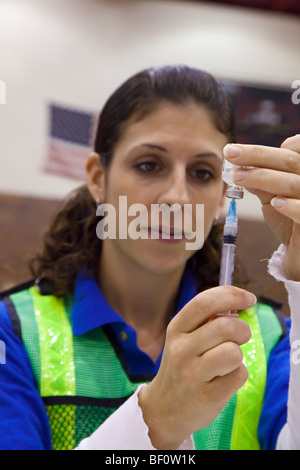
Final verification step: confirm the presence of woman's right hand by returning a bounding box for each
[138,285,256,450]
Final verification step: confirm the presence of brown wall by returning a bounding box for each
[0,193,61,292]
[0,193,289,316]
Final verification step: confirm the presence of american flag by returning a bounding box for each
[43,103,98,180]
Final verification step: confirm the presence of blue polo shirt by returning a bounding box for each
[0,271,290,450]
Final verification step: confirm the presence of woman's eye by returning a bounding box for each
[193,169,214,182]
[136,161,158,173]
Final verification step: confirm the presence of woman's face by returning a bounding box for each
[91,102,228,275]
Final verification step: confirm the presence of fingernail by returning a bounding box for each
[233,169,248,182]
[271,197,286,208]
[245,293,257,307]
[223,144,243,158]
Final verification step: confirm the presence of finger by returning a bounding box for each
[198,341,244,382]
[232,167,300,200]
[170,286,257,334]
[189,316,251,357]
[208,364,249,406]
[224,142,300,176]
[270,197,300,224]
[245,187,275,205]
[281,134,300,153]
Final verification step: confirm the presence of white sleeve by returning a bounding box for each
[267,244,300,450]
[75,385,195,450]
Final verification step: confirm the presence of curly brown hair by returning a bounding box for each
[29,65,249,297]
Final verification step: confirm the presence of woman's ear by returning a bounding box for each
[85,152,106,203]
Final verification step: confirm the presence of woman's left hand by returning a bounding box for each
[224,135,300,281]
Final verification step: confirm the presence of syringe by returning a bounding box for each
[217,158,244,316]
[219,198,238,287]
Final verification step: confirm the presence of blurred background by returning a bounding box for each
[1,0,300,315]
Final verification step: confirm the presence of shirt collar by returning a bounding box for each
[71,268,198,336]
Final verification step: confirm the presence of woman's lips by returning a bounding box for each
[147,227,186,242]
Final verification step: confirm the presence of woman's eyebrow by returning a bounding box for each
[135,143,169,153]
[134,144,222,160]
[194,152,222,160]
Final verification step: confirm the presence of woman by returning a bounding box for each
[0,65,299,450]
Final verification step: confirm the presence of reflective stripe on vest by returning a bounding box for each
[31,286,76,397]
[233,304,285,449]
[232,307,267,449]
[9,286,283,450]
[192,307,267,450]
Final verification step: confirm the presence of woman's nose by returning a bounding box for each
[157,168,190,207]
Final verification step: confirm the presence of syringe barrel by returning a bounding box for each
[218,187,240,315]
[223,221,237,240]
[219,242,236,286]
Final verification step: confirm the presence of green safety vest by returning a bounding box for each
[4,284,284,450]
